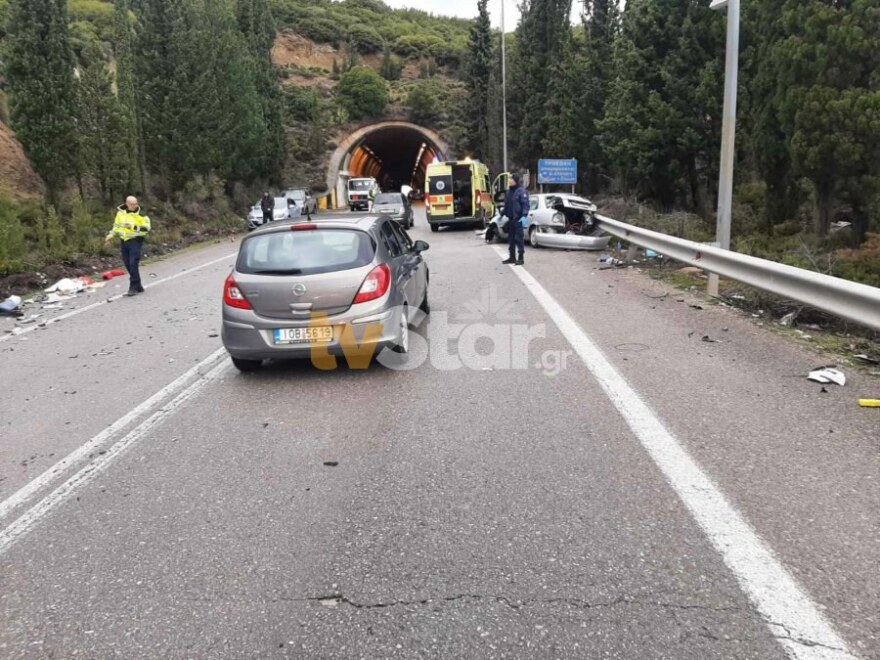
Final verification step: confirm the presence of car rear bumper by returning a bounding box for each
[222,305,402,363]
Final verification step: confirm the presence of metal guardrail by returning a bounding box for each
[593,214,880,332]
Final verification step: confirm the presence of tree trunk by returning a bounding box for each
[814,182,833,237]
[851,205,869,247]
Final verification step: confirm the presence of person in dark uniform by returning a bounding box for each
[502,173,529,266]
[260,192,274,225]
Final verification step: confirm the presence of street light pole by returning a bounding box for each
[501,0,509,173]
[708,0,740,297]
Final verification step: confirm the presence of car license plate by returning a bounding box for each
[274,327,333,344]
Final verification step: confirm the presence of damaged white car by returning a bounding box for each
[485,193,611,251]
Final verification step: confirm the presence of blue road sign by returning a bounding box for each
[537,159,577,185]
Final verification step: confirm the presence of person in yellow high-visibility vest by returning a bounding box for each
[104,196,151,297]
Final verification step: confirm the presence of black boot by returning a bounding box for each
[136,285,145,293]
[502,256,516,264]
[515,255,524,266]
[125,287,139,297]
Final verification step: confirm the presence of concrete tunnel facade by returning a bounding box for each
[326,121,449,209]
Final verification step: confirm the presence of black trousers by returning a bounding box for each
[121,237,144,289]
[508,219,525,259]
[263,211,272,225]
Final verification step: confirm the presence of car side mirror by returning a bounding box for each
[412,240,430,254]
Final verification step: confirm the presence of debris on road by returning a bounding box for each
[0,295,23,317]
[808,367,846,387]
[323,461,339,467]
[208,332,219,338]
[854,354,880,366]
[701,335,721,343]
[690,304,704,310]
[101,269,126,280]
[780,311,799,326]
[858,399,879,408]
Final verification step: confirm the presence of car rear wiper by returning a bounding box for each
[252,269,304,275]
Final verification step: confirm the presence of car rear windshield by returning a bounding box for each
[375,193,402,205]
[287,190,305,200]
[237,229,375,276]
[428,176,452,195]
[349,180,372,191]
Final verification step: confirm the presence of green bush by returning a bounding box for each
[407,80,440,124]
[336,66,387,120]
[393,34,444,59]
[0,195,26,275]
[348,24,384,54]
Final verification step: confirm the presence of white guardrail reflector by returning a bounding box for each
[594,214,880,332]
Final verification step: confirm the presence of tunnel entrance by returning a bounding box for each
[327,121,449,209]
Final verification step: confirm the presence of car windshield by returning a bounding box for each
[349,180,373,191]
[275,198,292,207]
[237,229,375,276]
[287,190,306,200]
[375,194,402,205]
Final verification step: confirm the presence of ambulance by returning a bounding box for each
[425,159,499,232]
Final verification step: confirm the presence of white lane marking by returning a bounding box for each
[0,251,236,343]
[494,247,859,660]
[0,359,230,555]
[0,347,228,523]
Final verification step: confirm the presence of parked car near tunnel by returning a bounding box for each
[373,192,414,228]
[486,193,611,250]
[283,188,318,215]
[246,197,303,231]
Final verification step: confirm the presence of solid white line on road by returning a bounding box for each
[0,347,228,523]
[0,251,237,343]
[0,358,230,555]
[494,246,859,660]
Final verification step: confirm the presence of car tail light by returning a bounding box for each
[353,264,391,304]
[224,274,252,309]
[291,223,317,231]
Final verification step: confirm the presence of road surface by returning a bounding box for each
[1,207,877,659]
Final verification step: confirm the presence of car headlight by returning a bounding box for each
[552,212,565,225]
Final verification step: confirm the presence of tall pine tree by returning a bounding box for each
[514,0,573,167]
[463,0,493,159]
[112,0,145,195]
[135,0,180,190]
[74,42,135,203]
[237,0,285,183]
[5,0,78,202]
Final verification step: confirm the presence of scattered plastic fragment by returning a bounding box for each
[858,399,879,408]
[854,354,880,366]
[780,311,798,326]
[101,269,126,280]
[0,295,23,317]
[808,367,846,387]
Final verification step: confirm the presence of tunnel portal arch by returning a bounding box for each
[327,121,449,209]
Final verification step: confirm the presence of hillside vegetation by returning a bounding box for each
[0,0,877,296]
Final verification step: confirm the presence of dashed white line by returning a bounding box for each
[495,246,859,660]
[0,357,230,554]
[0,251,236,343]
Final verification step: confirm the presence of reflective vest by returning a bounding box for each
[107,205,151,242]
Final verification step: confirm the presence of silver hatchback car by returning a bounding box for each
[222,215,430,371]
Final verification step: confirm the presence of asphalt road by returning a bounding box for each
[1,207,877,659]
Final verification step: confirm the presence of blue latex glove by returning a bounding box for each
[520,216,528,228]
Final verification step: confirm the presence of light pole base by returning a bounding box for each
[707,273,720,297]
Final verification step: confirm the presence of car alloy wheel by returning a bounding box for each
[530,226,540,248]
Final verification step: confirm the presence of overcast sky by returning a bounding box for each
[382,0,583,30]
